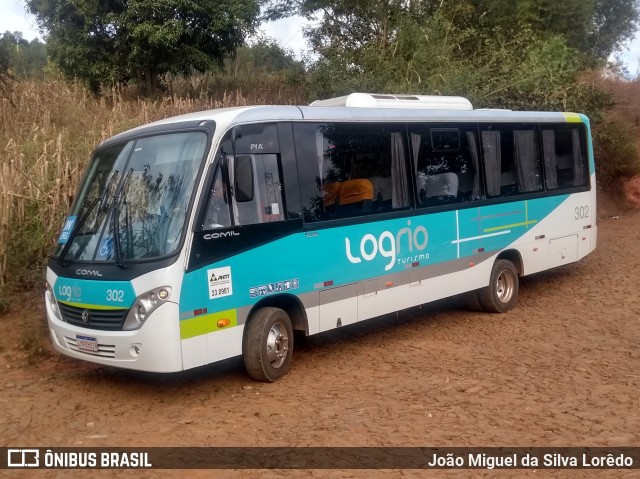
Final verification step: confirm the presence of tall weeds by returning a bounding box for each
[588,74,640,188]
[0,76,306,292]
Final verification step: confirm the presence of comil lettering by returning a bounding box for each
[345,221,429,271]
[76,269,103,277]
[204,231,239,240]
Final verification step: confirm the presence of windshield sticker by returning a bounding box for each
[249,278,299,298]
[208,267,233,300]
[57,216,77,244]
[97,236,114,259]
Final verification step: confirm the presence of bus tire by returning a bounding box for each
[242,307,293,382]
[477,259,519,313]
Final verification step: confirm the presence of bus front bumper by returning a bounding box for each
[45,299,184,373]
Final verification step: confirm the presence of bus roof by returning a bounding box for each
[102,104,584,147]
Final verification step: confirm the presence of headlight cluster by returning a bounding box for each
[123,287,172,331]
[46,282,63,321]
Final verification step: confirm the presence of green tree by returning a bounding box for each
[266,0,640,66]
[26,0,261,93]
[265,0,636,111]
[19,38,48,80]
[0,31,48,80]
[464,0,640,64]
[229,38,305,77]
[0,32,16,98]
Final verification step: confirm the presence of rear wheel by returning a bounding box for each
[478,259,519,313]
[242,307,293,382]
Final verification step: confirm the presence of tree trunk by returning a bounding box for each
[141,67,159,96]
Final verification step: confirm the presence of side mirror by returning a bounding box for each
[234,155,254,202]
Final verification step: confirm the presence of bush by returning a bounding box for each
[593,119,640,188]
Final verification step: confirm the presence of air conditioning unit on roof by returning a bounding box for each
[309,93,473,110]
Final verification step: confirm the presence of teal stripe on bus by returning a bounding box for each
[178,195,570,319]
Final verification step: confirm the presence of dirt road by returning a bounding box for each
[1,207,639,478]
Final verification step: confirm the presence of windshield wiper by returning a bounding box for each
[112,168,132,269]
[57,197,100,266]
[57,170,119,266]
[97,170,121,216]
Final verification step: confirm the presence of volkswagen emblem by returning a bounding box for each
[81,309,90,323]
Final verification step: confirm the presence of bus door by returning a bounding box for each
[186,123,302,366]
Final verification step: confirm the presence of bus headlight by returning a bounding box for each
[123,287,172,331]
[46,282,63,321]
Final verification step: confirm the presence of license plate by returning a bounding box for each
[76,335,98,352]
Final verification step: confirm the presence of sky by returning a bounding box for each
[2,0,639,76]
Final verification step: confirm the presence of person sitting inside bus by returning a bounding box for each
[322,181,342,217]
[336,178,374,217]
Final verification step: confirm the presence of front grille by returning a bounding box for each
[64,337,116,358]
[59,303,128,330]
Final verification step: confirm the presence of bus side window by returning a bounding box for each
[411,124,482,206]
[499,130,519,196]
[513,129,543,193]
[295,122,410,222]
[480,129,502,197]
[541,126,588,190]
[481,124,543,197]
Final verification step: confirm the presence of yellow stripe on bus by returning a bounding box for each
[57,300,127,311]
[563,113,582,123]
[180,308,238,340]
[484,220,538,233]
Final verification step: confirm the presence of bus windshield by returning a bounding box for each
[54,131,208,263]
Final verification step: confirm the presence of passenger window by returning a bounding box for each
[480,124,543,197]
[410,124,482,206]
[514,129,543,193]
[295,123,410,222]
[541,126,588,190]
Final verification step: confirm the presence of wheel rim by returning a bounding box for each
[266,320,289,369]
[496,270,515,303]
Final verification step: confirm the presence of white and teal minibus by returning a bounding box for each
[45,93,596,381]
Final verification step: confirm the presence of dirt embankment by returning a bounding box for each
[1,207,639,479]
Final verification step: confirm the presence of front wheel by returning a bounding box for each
[242,307,294,382]
[477,259,519,313]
